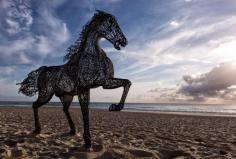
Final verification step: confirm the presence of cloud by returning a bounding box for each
[116,6,236,84]
[169,21,182,28]
[94,0,121,3]
[0,0,71,101]
[149,87,180,102]
[0,66,15,75]
[179,63,236,101]
[6,18,21,34]
[0,77,30,101]
[145,63,236,103]
[34,8,70,55]
[1,0,236,102]
[3,0,33,35]
[0,0,70,66]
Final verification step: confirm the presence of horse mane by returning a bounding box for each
[64,11,111,63]
[63,20,91,62]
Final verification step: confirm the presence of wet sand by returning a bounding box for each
[0,106,236,159]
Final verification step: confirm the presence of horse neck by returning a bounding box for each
[83,31,101,56]
[65,30,102,66]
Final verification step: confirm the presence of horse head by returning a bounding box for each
[95,10,128,50]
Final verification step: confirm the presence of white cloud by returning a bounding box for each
[110,7,236,102]
[0,66,15,75]
[0,0,72,101]
[4,0,33,34]
[6,18,21,34]
[36,36,52,55]
[119,15,236,81]
[18,52,31,64]
[0,36,34,53]
[169,21,182,28]
[0,0,70,65]
[40,9,70,42]
[208,38,236,63]
[0,77,29,101]
[94,0,121,3]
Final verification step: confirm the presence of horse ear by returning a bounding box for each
[96,10,107,15]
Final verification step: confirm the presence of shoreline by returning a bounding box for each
[1,105,236,117]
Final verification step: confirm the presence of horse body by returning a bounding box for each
[35,49,114,97]
[18,10,131,148]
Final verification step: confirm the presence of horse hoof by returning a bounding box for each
[69,130,76,135]
[33,129,41,135]
[83,143,92,151]
[109,104,123,111]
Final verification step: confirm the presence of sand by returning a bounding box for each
[0,106,236,159]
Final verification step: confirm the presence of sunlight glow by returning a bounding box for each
[211,39,236,63]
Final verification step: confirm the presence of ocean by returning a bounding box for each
[1,101,236,114]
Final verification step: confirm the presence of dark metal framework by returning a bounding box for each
[18,10,131,148]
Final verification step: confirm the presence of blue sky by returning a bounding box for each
[1,0,236,103]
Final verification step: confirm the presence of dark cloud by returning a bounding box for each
[179,63,236,101]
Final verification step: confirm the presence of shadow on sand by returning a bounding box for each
[0,130,166,159]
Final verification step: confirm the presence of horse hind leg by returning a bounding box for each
[32,93,54,134]
[78,90,91,148]
[59,95,75,135]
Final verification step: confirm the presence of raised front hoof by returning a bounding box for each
[109,104,123,111]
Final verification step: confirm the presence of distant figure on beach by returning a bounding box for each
[17,10,131,148]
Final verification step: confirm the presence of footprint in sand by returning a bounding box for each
[4,139,17,147]
[159,149,193,159]
[94,145,157,159]
[68,144,104,153]
[127,149,155,158]
[60,143,105,159]
[94,151,125,159]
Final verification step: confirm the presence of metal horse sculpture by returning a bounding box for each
[18,10,131,148]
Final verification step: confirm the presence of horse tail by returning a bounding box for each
[17,66,47,97]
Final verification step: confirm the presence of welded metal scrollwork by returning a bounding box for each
[17,10,131,148]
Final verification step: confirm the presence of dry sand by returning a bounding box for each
[0,106,236,159]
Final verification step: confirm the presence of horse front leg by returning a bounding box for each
[103,78,131,111]
[78,89,91,148]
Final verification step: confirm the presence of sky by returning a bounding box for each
[0,0,236,104]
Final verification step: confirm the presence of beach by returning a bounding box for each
[0,106,236,159]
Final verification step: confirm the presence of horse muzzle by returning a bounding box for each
[114,38,127,50]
